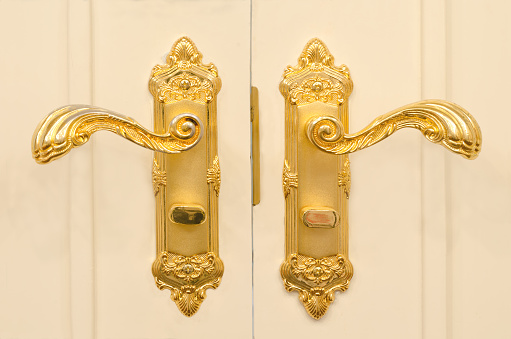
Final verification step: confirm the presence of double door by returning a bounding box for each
[1,0,510,338]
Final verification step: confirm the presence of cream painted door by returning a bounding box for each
[1,1,510,339]
[252,0,511,338]
[0,1,252,338]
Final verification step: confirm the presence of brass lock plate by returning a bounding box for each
[149,37,223,317]
[279,39,354,320]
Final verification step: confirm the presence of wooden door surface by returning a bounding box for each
[1,1,510,339]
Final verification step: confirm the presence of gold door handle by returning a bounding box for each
[279,38,482,320]
[32,106,203,164]
[306,99,481,159]
[31,37,223,317]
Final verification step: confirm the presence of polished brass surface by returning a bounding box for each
[152,158,167,196]
[279,38,482,319]
[150,37,222,316]
[152,251,223,317]
[307,100,481,159]
[206,155,221,197]
[169,205,206,225]
[251,86,261,206]
[280,39,352,320]
[338,158,351,198]
[281,253,353,319]
[32,106,202,164]
[301,208,339,229]
[31,37,223,317]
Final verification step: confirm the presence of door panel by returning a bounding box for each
[92,1,252,338]
[449,1,511,337]
[252,0,423,337]
[0,1,72,338]
[1,1,252,338]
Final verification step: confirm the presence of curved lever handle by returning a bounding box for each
[307,99,482,159]
[32,105,203,164]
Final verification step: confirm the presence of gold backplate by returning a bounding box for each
[149,37,223,317]
[280,38,353,319]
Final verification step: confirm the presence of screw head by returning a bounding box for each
[180,79,191,90]
[313,266,324,277]
[182,264,194,274]
[311,81,323,92]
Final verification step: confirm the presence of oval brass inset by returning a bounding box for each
[301,208,340,228]
[169,205,206,225]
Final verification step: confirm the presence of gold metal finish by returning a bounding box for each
[152,251,223,317]
[282,160,298,198]
[207,155,221,197]
[32,106,202,164]
[280,38,482,319]
[169,205,206,225]
[301,208,340,229]
[307,100,481,159]
[31,37,223,317]
[280,38,352,319]
[152,159,167,196]
[251,86,260,206]
[281,253,353,319]
[338,158,350,198]
[150,37,222,316]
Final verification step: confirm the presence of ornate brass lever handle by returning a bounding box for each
[32,105,203,164]
[31,37,223,317]
[307,99,481,159]
[279,38,482,320]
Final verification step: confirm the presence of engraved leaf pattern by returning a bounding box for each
[207,156,221,196]
[282,160,298,198]
[151,37,218,77]
[158,73,213,104]
[281,253,353,320]
[160,252,216,283]
[153,252,224,317]
[290,255,348,285]
[338,158,351,198]
[152,158,166,196]
[284,38,349,78]
[289,76,345,106]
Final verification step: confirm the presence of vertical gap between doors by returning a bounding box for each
[90,0,97,337]
[250,1,255,338]
[445,0,453,337]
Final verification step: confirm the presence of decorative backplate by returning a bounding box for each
[149,37,223,316]
[281,253,353,319]
[280,38,353,319]
[152,251,223,317]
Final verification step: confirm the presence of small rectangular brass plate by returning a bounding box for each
[169,205,206,225]
[301,208,339,228]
